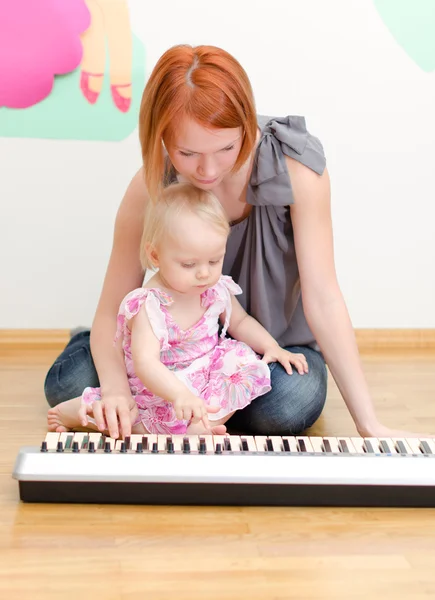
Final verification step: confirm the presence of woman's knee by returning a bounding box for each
[44,334,99,406]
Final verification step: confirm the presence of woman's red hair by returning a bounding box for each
[139,44,257,202]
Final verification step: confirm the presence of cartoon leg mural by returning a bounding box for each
[80,0,133,112]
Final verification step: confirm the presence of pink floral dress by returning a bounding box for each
[81,275,271,434]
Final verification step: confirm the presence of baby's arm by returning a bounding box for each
[130,305,215,425]
[223,296,308,375]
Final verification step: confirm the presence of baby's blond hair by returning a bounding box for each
[140,182,230,270]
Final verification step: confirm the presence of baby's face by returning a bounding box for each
[156,212,227,295]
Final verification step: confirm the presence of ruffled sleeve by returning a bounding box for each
[201,276,242,339]
[114,287,173,350]
[247,115,326,207]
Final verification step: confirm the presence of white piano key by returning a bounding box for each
[157,436,168,452]
[363,437,381,454]
[296,436,314,453]
[171,435,184,452]
[115,439,124,451]
[202,435,214,453]
[377,437,398,454]
[129,434,143,451]
[72,432,88,449]
[322,437,341,453]
[419,438,435,454]
[309,437,324,453]
[146,434,158,451]
[406,438,423,455]
[213,435,227,452]
[282,436,299,452]
[268,436,284,452]
[350,437,366,454]
[88,432,103,450]
[254,436,268,452]
[186,435,199,451]
[104,437,116,451]
[228,435,242,452]
[44,432,60,450]
[392,438,413,454]
[338,437,358,454]
[242,436,257,452]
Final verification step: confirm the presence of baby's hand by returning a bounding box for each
[262,345,309,375]
[172,391,219,430]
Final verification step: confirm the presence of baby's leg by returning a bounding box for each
[47,396,93,433]
[186,411,235,435]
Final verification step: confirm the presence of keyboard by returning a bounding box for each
[12,432,435,507]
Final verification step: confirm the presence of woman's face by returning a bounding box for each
[166,116,243,189]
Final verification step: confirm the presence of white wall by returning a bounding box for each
[1,0,434,328]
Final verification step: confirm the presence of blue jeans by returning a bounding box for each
[44,330,327,435]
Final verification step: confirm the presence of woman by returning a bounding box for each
[45,44,422,441]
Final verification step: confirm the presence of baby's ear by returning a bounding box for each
[146,243,159,268]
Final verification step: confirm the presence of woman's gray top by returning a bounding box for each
[167,115,327,352]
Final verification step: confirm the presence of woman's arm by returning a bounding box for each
[89,167,147,439]
[287,157,428,438]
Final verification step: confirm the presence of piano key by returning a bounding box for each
[241,438,249,452]
[224,437,232,452]
[198,439,207,454]
[323,437,341,453]
[297,437,314,453]
[129,434,143,451]
[228,436,242,452]
[254,436,269,452]
[187,435,199,452]
[420,438,435,454]
[59,432,73,450]
[212,435,226,452]
[72,432,88,449]
[393,439,411,454]
[157,436,168,452]
[363,438,380,454]
[378,438,397,454]
[104,437,116,451]
[202,435,214,453]
[282,436,299,453]
[88,433,102,451]
[115,439,124,451]
[44,432,60,451]
[266,438,274,452]
[243,436,258,452]
[309,437,325,453]
[420,440,433,455]
[141,436,149,451]
[171,435,184,452]
[405,438,423,455]
[350,437,366,454]
[338,438,358,454]
[124,436,131,450]
[268,436,284,452]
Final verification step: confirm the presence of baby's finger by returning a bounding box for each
[182,407,193,422]
[201,410,211,431]
[78,403,91,427]
[92,401,107,432]
[174,406,184,421]
[191,406,203,424]
[280,359,293,375]
[206,404,220,414]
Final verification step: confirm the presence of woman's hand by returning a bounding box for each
[358,421,434,440]
[78,392,138,439]
[262,345,309,375]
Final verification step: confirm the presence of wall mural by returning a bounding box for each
[0,0,145,141]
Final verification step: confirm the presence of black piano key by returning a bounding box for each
[72,441,79,453]
[323,439,332,453]
[98,436,105,450]
[396,440,408,454]
[339,439,349,453]
[364,440,375,453]
[420,441,432,455]
[298,439,307,453]
[142,436,148,451]
[215,443,222,454]
[380,440,392,454]
[120,442,127,453]
[136,442,143,453]
[104,442,112,453]
[81,435,89,449]
[151,442,159,453]
[40,441,48,453]
[183,438,190,454]
[88,441,95,453]
[241,439,249,452]
[167,441,175,454]
[224,438,232,452]
[124,436,131,450]
[65,435,73,450]
[56,441,64,453]
[283,439,291,452]
[199,439,207,454]
[266,438,274,452]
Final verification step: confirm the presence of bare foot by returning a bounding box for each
[47,397,84,433]
[186,422,227,435]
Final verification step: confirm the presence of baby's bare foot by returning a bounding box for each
[47,397,83,433]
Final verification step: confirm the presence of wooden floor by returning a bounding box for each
[1,347,435,599]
